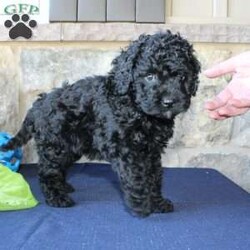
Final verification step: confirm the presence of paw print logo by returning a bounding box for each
[4,14,37,39]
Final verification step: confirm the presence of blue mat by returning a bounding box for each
[1,163,250,250]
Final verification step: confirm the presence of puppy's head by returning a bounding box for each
[110,30,200,119]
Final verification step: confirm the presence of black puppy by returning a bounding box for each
[1,31,200,216]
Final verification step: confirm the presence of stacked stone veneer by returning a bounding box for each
[1,41,250,191]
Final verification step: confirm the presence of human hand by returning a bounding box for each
[204,52,250,120]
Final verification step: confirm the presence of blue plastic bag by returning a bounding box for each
[0,132,22,172]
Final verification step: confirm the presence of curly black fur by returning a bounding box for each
[1,31,200,217]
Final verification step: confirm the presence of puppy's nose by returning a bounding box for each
[161,97,174,108]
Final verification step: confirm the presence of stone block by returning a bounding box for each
[18,48,120,162]
[188,152,250,192]
[0,47,21,134]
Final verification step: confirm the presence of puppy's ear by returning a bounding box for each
[186,50,201,96]
[110,34,149,95]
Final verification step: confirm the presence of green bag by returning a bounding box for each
[0,163,38,211]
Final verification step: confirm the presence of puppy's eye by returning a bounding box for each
[145,74,157,82]
[181,76,187,82]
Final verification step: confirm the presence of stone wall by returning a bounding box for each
[0,31,250,192]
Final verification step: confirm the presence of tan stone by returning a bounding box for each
[188,152,250,192]
[0,40,250,192]
[0,47,21,134]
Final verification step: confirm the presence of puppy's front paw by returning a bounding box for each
[130,207,152,218]
[125,199,153,217]
[63,182,75,193]
[153,198,174,213]
[46,195,75,207]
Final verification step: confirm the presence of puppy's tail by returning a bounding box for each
[0,112,34,151]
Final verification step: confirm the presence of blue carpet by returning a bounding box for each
[1,163,250,250]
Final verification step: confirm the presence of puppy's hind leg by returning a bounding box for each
[38,159,75,208]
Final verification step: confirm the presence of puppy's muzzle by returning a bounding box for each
[161,97,174,108]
